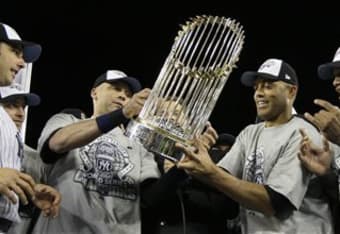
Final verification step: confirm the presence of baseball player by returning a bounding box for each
[0,84,61,233]
[0,23,41,86]
[0,22,42,233]
[32,70,160,234]
[177,59,333,234]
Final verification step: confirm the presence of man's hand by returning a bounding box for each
[0,168,35,204]
[176,135,216,181]
[298,129,333,176]
[123,88,150,119]
[304,99,340,145]
[32,184,61,218]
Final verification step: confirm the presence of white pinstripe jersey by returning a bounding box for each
[0,106,22,223]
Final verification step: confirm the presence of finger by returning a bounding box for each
[200,133,216,149]
[175,142,200,162]
[0,186,17,204]
[52,192,61,206]
[137,89,151,98]
[42,208,51,217]
[321,135,330,152]
[299,128,307,139]
[18,172,36,188]
[298,152,308,165]
[194,134,210,152]
[52,205,60,218]
[304,113,320,129]
[177,159,196,171]
[314,99,338,112]
[16,178,35,199]
[204,125,218,141]
[10,183,28,205]
[49,206,58,218]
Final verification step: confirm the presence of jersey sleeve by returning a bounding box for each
[217,128,247,178]
[37,113,77,154]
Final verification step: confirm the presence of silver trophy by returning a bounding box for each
[126,15,245,162]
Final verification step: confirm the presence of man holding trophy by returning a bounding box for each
[176,59,334,234]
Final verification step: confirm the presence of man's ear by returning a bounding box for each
[90,88,97,100]
[288,85,298,100]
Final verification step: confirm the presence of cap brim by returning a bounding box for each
[240,71,277,87]
[6,40,42,63]
[25,93,41,106]
[107,77,142,94]
[318,61,340,80]
[3,93,41,106]
[22,41,42,63]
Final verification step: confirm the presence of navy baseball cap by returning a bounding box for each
[318,47,340,80]
[241,58,298,87]
[92,70,142,94]
[0,83,40,106]
[0,23,42,63]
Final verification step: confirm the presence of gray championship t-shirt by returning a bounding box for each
[218,116,333,234]
[32,113,160,234]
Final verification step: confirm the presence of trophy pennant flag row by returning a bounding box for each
[126,15,245,162]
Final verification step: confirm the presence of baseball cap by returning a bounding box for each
[241,58,298,87]
[92,70,142,94]
[215,133,235,146]
[0,23,42,63]
[318,47,340,80]
[0,83,40,106]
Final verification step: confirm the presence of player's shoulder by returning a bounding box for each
[292,114,319,131]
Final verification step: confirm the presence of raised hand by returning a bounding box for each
[298,128,333,176]
[304,99,340,145]
[123,88,150,119]
[176,135,216,181]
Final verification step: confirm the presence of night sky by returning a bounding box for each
[2,1,339,148]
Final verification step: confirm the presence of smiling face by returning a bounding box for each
[333,68,340,97]
[1,97,26,129]
[0,42,25,86]
[91,81,132,116]
[253,78,297,127]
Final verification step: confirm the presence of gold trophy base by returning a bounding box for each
[125,119,187,162]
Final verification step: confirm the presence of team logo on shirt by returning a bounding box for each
[74,134,137,200]
[245,146,265,184]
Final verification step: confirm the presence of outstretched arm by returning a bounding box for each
[48,88,150,154]
[176,136,275,216]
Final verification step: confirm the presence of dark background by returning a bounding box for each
[2,1,339,148]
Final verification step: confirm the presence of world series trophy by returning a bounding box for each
[126,15,245,162]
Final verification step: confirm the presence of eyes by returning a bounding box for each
[11,47,24,58]
[109,85,132,98]
[253,82,274,90]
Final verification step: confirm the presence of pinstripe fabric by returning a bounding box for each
[0,106,21,223]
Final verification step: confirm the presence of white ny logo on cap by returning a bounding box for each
[258,59,282,77]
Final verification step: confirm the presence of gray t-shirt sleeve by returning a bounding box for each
[217,128,247,178]
[37,113,77,154]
